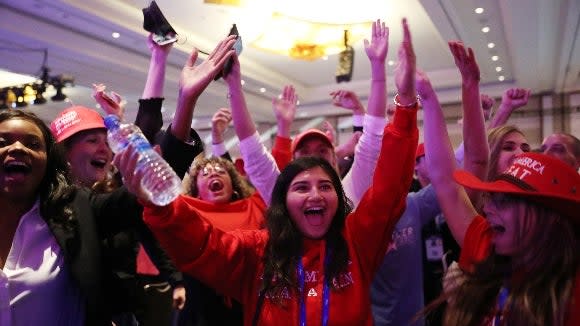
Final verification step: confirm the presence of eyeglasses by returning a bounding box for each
[200,164,227,177]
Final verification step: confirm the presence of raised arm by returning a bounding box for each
[330,90,366,131]
[225,54,280,204]
[171,35,236,141]
[92,83,124,120]
[418,69,477,247]
[271,85,298,169]
[210,107,233,159]
[340,19,389,206]
[488,87,531,129]
[347,18,418,273]
[448,41,489,204]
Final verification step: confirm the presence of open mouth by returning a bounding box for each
[304,207,325,225]
[490,223,506,234]
[209,179,224,192]
[90,159,107,169]
[3,161,32,174]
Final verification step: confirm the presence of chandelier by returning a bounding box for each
[251,12,371,61]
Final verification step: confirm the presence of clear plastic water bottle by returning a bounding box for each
[104,115,182,206]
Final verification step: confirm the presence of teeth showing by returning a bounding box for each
[90,159,107,168]
[4,161,31,173]
[305,207,324,215]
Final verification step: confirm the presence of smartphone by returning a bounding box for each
[214,24,242,80]
[153,32,178,46]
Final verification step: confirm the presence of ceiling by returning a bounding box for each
[0,0,579,133]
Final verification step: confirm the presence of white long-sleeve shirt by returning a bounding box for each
[239,114,387,207]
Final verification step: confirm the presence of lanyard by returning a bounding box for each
[297,244,331,326]
[493,286,509,326]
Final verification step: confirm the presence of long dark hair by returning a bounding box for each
[261,156,352,301]
[0,110,76,230]
[426,195,579,326]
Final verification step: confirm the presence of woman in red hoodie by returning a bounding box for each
[116,18,419,326]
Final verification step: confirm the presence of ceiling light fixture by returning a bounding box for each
[491,55,499,61]
[495,66,503,72]
[498,76,505,81]
[475,7,484,14]
[251,12,372,61]
[481,26,490,33]
[259,87,266,93]
[112,32,120,38]
[487,42,495,48]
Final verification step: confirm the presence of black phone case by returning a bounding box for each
[214,24,239,81]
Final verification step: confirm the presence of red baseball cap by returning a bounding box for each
[415,143,425,160]
[291,129,334,154]
[454,152,580,219]
[50,106,105,143]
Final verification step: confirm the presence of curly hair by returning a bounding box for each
[182,156,254,201]
[261,156,352,302]
[438,196,579,326]
[0,110,76,231]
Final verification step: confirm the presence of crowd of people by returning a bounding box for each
[0,16,579,326]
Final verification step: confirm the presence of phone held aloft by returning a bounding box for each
[214,24,243,80]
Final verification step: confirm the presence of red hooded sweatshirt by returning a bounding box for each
[143,106,418,325]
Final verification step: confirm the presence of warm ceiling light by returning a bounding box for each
[487,42,495,48]
[252,12,372,60]
[495,66,503,72]
[481,26,490,33]
[491,55,499,61]
[498,76,505,81]
[112,32,120,39]
[475,7,484,14]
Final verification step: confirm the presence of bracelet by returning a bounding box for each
[393,93,420,108]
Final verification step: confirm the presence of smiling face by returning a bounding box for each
[195,162,234,204]
[65,129,112,188]
[285,166,339,239]
[496,131,530,175]
[0,118,47,200]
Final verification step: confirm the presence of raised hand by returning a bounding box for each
[329,90,365,115]
[415,69,435,102]
[448,41,480,83]
[322,120,337,145]
[92,83,124,119]
[273,85,298,137]
[480,94,495,121]
[394,18,417,104]
[179,35,236,106]
[211,108,232,144]
[363,19,389,64]
[501,87,531,111]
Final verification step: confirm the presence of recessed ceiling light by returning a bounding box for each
[487,42,495,48]
[475,7,484,14]
[481,26,490,33]
[322,56,329,61]
[495,66,503,72]
[241,79,246,86]
[498,75,505,81]
[112,32,120,39]
[259,87,266,93]
[388,60,395,66]
[491,55,499,61]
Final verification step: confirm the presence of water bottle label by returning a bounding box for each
[129,134,152,152]
[104,115,121,130]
